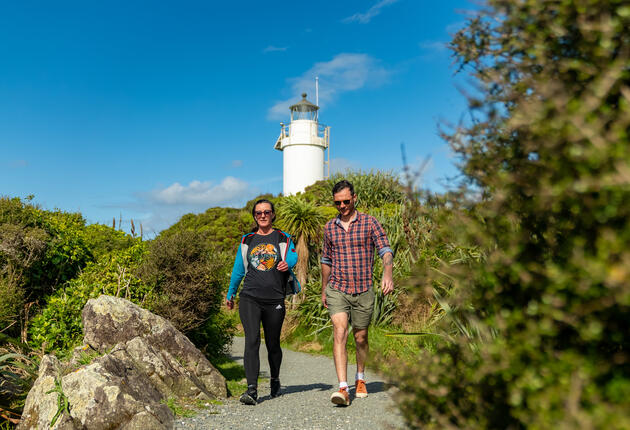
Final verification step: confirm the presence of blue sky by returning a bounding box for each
[1,0,475,234]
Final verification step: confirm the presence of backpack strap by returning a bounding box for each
[240,232,256,271]
[275,229,291,261]
[242,232,256,245]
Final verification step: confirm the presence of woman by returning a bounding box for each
[226,199,298,405]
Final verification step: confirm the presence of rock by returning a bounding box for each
[18,353,173,430]
[18,295,228,429]
[82,295,227,398]
[18,355,74,430]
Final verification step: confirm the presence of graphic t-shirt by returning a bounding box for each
[241,231,288,303]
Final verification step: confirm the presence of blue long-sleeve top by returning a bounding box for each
[227,230,298,301]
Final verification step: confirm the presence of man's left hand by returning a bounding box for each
[277,261,288,272]
[381,275,394,295]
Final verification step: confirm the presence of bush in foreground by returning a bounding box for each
[389,1,630,428]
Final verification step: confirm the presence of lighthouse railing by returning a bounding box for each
[317,123,328,138]
[282,123,328,140]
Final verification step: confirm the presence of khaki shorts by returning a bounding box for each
[325,285,374,329]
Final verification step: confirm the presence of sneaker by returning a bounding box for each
[270,378,281,398]
[355,379,368,398]
[330,388,350,406]
[239,385,258,405]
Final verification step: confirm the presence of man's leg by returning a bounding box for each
[353,327,369,374]
[353,327,369,397]
[350,288,374,399]
[330,311,351,405]
[331,312,349,384]
[326,285,351,405]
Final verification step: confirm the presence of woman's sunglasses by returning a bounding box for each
[254,210,273,218]
[334,199,352,206]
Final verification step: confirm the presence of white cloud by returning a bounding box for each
[115,176,263,234]
[419,40,448,53]
[263,45,288,53]
[268,53,391,119]
[231,159,243,168]
[149,177,253,206]
[343,0,399,24]
[95,175,268,235]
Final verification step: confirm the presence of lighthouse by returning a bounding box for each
[274,93,330,195]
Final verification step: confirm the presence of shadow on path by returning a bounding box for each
[364,381,385,395]
[257,382,334,402]
[283,382,333,395]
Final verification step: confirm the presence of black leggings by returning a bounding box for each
[239,295,286,387]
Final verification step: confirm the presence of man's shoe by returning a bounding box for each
[355,379,368,398]
[330,388,350,406]
[270,378,281,398]
[239,385,258,405]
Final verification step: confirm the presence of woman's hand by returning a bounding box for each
[277,261,288,272]
[226,299,234,310]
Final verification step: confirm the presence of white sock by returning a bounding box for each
[339,382,348,390]
[356,372,365,381]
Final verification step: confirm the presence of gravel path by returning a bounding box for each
[174,336,405,430]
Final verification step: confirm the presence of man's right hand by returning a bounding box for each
[226,299,234,310]
[321,291,328,308]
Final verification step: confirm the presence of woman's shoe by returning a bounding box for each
[270,378,281,398]
[239,385,258,405]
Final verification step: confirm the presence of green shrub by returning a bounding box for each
[303,170,406,209]
[188,310,237,361]
[389,1,630,428]
[28,242,149,354]
[83,224,136,259]
[137,231,231,353]
[0,197,94,340]
[160,207,252,253]
[0,278,25,337]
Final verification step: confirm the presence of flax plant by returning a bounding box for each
[276,196,327,291]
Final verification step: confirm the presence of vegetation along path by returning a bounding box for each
[175,336,405,430]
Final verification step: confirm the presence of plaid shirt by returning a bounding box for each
[321,211,392,294]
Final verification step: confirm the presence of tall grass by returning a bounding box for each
[0,344,38,428]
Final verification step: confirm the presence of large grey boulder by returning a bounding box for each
[18,295,228,429]
[18,353,173,430]
[82,295,227,399]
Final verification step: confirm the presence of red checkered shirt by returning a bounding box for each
[321,211,392,294]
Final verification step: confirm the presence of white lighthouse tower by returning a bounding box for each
[274,93,330,195]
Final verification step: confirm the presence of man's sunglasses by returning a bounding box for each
[254,210,273,217]
[334,199,352,206]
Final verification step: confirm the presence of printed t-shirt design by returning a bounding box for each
[249,243,278,271]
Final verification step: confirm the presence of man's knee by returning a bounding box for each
[331,313,349,342]
[353,328,368,346]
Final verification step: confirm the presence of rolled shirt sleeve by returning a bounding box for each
[321,228,333,266]
[370,217,393,258]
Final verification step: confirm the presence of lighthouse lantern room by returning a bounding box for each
[274,93,330,196]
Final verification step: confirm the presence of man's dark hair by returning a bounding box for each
[332,180,354,196]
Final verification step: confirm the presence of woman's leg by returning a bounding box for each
[239,296,262,387]
[261,301,286,379]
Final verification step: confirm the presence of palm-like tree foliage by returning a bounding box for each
[304,170,406,208]
[276,196,328,290]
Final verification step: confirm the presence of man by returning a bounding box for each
[321,180,394,406]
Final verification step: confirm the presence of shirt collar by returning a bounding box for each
[334,210,361,226]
